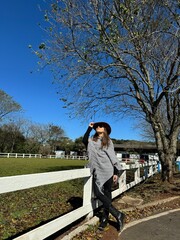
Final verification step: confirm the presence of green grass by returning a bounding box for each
[0,158,88,239]
[0,157,87,176]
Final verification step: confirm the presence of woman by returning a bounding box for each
[82,122,125,231]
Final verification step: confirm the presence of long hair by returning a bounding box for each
[93,128,110,148]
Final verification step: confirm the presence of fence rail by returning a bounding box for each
[0,152,42,158]
[0,161,158,240]
[0,152,88,160]
[0,152,157,162]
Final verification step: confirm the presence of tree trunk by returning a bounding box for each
[158,144,178,183]
[159,154,174,182]
[153,121,179,183]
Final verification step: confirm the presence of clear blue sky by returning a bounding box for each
[0,0,142,141]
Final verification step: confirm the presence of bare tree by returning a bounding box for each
[28,123,49,145]
[35,0,179,182]
[28,123,65,153]
[47,124,65,152]
[0,89,21,121]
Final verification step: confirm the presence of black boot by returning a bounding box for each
[109,206,125,231]
[98,209,109,231]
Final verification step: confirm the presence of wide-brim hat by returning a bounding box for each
[93,122,111,135]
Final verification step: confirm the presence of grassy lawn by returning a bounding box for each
[0,157,87,177]
[0,158,87,239]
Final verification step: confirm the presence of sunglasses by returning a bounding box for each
[97,124,104,128]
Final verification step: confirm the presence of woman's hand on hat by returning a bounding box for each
[89,122,94,128]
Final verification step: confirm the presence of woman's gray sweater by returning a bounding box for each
[87,137,122,192]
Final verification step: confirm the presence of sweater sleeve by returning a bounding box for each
[82,126,93,148]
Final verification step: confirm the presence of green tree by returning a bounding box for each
[0,124,25,153]
[22,138,41,154]
[56,137,74,154]
[36,0,179,182]
[73,136,86,155]
[0,89,21,121]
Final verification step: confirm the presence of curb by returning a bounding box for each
[60,196,180,240]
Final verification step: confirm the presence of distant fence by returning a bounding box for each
[0,152,158,162]
[0,152,42,158]
[0,152,88,160]
[46,154,88,160]
[0,160,158,240]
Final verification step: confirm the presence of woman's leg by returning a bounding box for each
[93,177,125,231]
[101,176,113,222]
[109,205,125,231]
[93,177,113,230]
[93,177,113,210]
[103,176,113,202]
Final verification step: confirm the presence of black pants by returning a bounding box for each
[93,177,113,210]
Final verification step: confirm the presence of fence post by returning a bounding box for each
[83,174,93,219]
[134,166,140,182]
[148,165,153,176]
[119,170,126,192]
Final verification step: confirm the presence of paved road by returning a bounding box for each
[119,209,180,240]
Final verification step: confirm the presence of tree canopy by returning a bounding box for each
[0,89,21,121]
[35,0,179,181]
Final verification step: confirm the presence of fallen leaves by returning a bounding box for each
[0,179,84,239]
[71,173,180,240]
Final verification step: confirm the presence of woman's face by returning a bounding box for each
[96,126,105,134]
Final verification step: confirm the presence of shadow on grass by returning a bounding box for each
[67,196,83,209]
[7,196,84,240]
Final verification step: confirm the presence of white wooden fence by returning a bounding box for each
[0,161,158,240]
[0,152,42,158]
[0,152,88,160]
